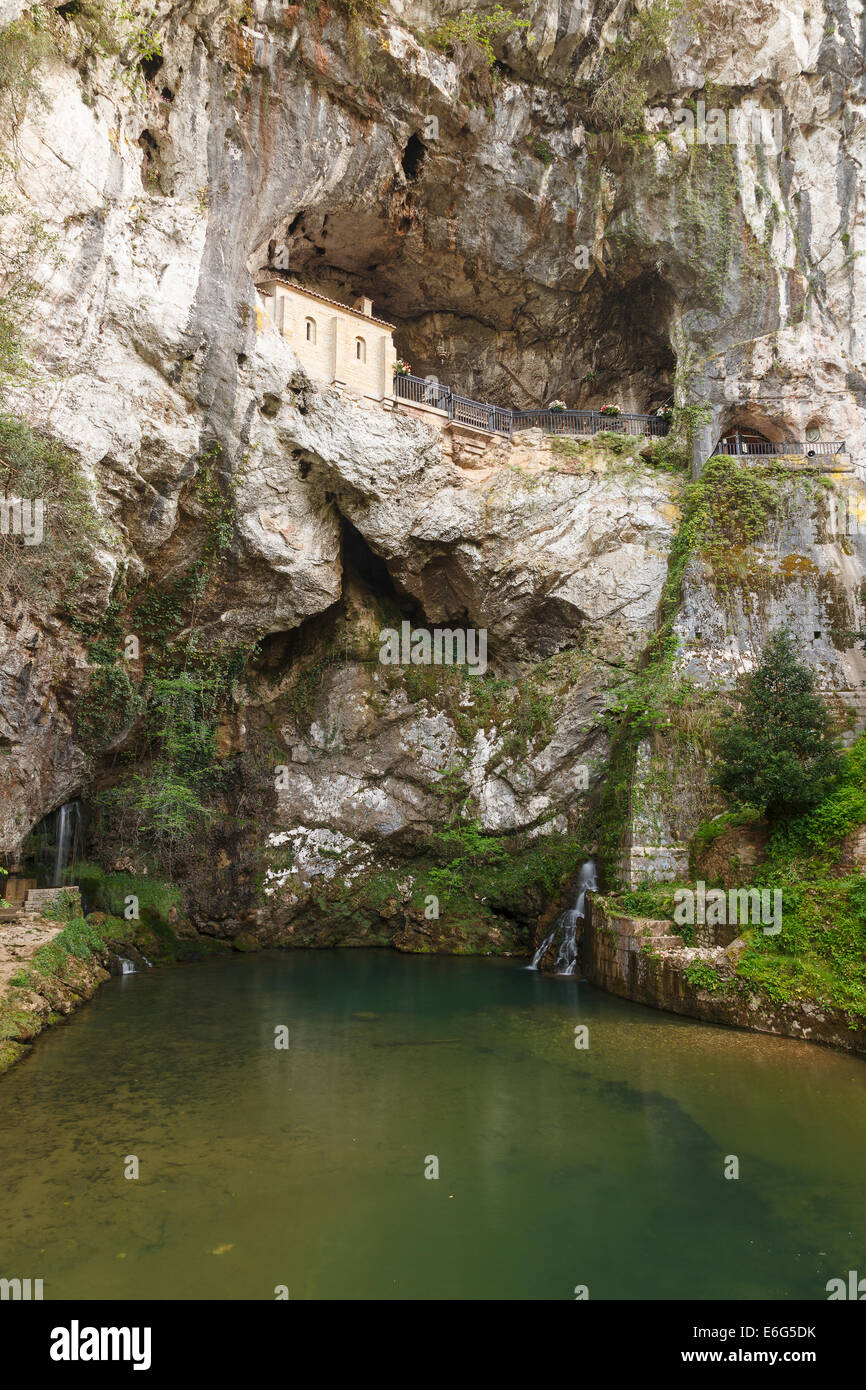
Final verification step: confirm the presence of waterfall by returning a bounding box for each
[49,801,82,888]
[116,954,151,974]
[529,857,598,975]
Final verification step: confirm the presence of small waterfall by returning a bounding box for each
[573,857,598,919]
[116,954,151,974]
[530,857,598,975]
[49,801,83,888]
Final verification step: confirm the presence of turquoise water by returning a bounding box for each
[0,949,864,1299]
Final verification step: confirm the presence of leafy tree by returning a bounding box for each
[714,628,841,819]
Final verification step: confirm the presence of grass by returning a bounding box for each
[74,861,182,929]
[0,413,103,603]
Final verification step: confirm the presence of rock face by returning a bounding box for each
[0,1,864,962]
[625,467,866,882]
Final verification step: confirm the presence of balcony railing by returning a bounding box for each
[392,373,670,438]
[511,408,670,437]
[712,437,846,457]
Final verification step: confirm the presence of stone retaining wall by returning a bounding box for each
[582,894,866,1057]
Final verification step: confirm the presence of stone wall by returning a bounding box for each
[582,894,866,1057]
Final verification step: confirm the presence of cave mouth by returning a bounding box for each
[342,518,402,600]
[401,134,426,181]
[249,206,678,413]
[250,519,425,680]
[18,801,87,889]
[715,417,782,456]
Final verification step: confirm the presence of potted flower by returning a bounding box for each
[600,402,621,416]
[394,358,411,376]
[655,403,673,419]
[548,399,568,412]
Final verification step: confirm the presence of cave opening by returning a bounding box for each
[140,51,164,84]
[249,209,678,414]
[401,134,426,181]
[17,801,87,891]
[250,518,424,684]
[715,420,778,456]
[342,519,397,599]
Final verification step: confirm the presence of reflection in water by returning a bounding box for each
[0,949,863,1300]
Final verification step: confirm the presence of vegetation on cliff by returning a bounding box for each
[713,628,842,817]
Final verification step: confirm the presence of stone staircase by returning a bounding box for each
[635,917,688,953]
[24,886,81,914]
[0,883,81,922]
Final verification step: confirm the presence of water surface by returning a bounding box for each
[0,949,863,1299]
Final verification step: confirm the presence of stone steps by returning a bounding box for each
[635,917,680,936]
[21,886,82,915]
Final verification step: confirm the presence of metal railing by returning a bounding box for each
[392,372,670,438]
[392,373,452,410]
[452,394,515,434]
[511,408,670,437]
[712,437,846,457]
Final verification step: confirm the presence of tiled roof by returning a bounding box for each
[254,273,396,329]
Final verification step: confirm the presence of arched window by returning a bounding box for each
[355,337,366,362]
[305,317,316,344]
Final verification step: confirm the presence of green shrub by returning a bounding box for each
[733,876,866,1019]
[27,916,104,979]
[94,765,213,861]
[684,960,728,992]
[42,889,81,922]
[613,883,677,918]
[0,5,54,124]
[714,628,841,819]
[799,784,866,848]
[76,664,143,747]
[432,5,530,73]
[589,0,689,130]
[643,435,690,472]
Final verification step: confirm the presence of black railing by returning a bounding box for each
[392,372,670,438]
[512,409,670,437]
[712,437,846,457]
[392,373,452,410]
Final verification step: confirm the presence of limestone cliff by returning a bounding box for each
[1,0,864,958]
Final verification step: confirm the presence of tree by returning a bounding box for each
[714,628,841,819]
